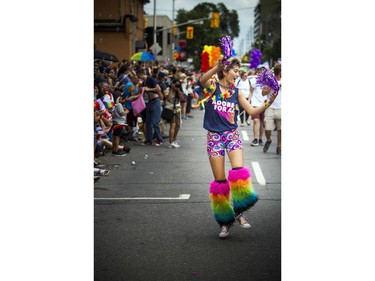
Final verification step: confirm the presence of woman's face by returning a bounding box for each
[225,66,240,85]
[108,70,116,78]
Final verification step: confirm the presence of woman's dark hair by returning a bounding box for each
[172,78,182,91]
[118,63,131,75]
[136,68,147,76]
[217,57,241,80]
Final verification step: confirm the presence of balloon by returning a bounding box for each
[249,49,262,69]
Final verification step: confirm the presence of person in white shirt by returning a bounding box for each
[249,66,267,146]
[235,71,251,126]
[179,73,189,120]
[262,64,281,155]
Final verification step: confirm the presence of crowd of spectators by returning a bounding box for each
[93,58,203,183]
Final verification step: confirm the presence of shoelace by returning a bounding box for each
[237,214,249,225]
[221,226,229,233]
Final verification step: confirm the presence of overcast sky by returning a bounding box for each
[144,0,259,57]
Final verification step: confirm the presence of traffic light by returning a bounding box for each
[186,26,194,39]
[144,17,148,29]
[172,24,177,36]
[210,12,220,28]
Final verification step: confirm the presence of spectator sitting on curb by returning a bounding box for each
[110,101,129,156]
[96,111,131,154]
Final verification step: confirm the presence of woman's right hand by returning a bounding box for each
[216,58,226,70]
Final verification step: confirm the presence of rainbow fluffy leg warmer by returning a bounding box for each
[209,180,235,227]
[228,167,258,215]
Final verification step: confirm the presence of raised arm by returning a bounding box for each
[124,85,140,102]
[199,59,227,90]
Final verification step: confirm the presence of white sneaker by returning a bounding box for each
[219,225,230,238]
[236,214,251,229]
[169,141,180,148]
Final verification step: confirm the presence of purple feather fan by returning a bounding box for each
[256,69,279,92]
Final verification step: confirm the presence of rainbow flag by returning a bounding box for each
[100,93,115,109]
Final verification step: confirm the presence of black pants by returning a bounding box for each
[238,105,249,123]
[186,94,193,114]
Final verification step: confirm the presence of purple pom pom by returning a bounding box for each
[249,49,262,69]
[219,35,233,60]
[256,69,279,92]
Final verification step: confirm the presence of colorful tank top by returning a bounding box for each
[203,83,239,133]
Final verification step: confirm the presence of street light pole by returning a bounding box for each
[153,0,157,47]
[171,0,175,63]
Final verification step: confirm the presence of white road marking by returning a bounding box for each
[94,194,191,200]
[241,130,249,141]
[251,162,266,186]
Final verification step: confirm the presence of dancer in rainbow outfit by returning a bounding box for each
[200,36,279,238]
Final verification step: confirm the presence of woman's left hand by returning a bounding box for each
[268,91,278,104]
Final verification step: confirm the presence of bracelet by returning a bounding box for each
[264,100,270,109]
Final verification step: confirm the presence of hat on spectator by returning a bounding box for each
[256,64,265,69]
[178,73,187,80]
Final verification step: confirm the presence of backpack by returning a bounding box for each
[236,78,251,87]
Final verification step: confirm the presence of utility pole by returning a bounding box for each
[153,0,157,47]
[171,0,175,63]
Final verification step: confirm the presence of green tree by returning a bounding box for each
[175,2,239,70]
[253,34,281,66]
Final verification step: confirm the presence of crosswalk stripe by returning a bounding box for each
[94,194,191,200]
[241,130,249,141]
[251,162,266,185]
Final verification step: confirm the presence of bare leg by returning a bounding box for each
[209,156,226,181]
[100,139,113,150]
[169,122,176,143]
[173,115,180,141]
[227,149,244,169]
[112,136,120,152]
[253,118,260,139]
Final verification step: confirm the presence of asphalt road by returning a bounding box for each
[94,108,281,281]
